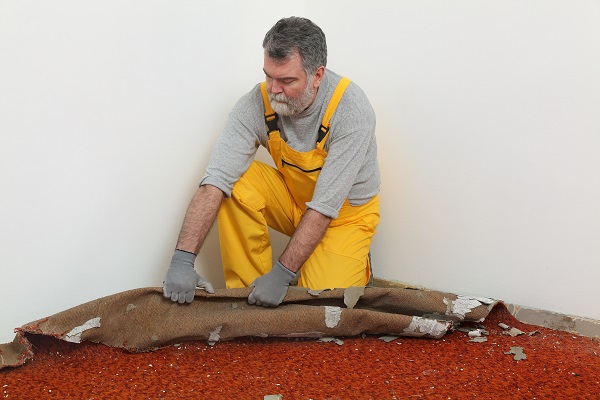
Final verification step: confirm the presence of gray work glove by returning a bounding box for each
[247,261,297,307]
[163,250,214,304]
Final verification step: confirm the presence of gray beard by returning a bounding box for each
[269,80,315,116]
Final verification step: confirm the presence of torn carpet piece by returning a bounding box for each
[0,286,496,369]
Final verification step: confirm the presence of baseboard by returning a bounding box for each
[372,277,600,339]
[505,304,600,339]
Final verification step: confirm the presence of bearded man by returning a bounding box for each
[163,16,381,307]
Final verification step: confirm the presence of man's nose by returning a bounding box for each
[269,80,283,94]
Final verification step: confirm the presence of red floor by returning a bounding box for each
[2,304,599,399]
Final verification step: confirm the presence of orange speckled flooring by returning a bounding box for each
[2,305,599,399]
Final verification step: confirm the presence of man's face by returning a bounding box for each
[263,52,323,116]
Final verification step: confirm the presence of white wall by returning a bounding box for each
[306,0,600,319]
[1,0,599,343]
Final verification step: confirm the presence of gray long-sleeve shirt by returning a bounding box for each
[200,69,380,219]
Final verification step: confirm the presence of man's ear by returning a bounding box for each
[312,66,325,89]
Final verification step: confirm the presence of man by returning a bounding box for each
[163,16,380,307]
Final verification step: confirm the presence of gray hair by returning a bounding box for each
[262,17,327,76]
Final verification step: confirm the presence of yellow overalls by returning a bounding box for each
[217,77,380,290]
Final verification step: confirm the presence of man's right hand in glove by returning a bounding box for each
[163,249,214,303]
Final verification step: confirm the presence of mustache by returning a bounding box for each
[269,93,290,104]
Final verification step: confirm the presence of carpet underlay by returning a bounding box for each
[1,286,495,370]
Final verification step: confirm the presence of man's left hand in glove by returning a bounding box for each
[247,261,297,307]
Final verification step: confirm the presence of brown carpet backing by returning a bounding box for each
[1,286,494,369]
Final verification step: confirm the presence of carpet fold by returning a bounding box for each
[0,286,496,369]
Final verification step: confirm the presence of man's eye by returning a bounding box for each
[282,80,294,85]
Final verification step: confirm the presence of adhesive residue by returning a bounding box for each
[505,346,527,361]
[343,286,365,309]
[402,316,450,339]
[324,306,342,328]
[64,317,101,343]
[445,296,490,320]
[208,325,223,346]
[318,337,344,345]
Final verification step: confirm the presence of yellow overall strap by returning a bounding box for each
[259,77,352,141]
[317,76,351,145]
[260,81,279,135]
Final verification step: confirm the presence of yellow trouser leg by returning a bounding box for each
[218,161,300,288]
[218,161,380,290]
[297,198,380,289]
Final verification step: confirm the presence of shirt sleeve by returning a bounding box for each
[199,86,266,197]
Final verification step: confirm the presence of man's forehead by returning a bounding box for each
[263,52,305,78]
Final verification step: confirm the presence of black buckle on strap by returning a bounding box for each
[317,124,329,143]
[265,112,279,134]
